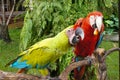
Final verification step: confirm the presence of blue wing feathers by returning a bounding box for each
[95,34,104,49]
[10,58,32,69]
[10,58,49,69]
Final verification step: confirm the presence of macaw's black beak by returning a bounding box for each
[71,36,79,45]
[71,27,84,45]
[92,23,97,28]
[66,27,84,46]
[92,23,99,35]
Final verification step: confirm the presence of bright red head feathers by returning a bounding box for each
[74,11,104,36]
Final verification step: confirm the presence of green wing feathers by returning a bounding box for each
[21,46,61,68]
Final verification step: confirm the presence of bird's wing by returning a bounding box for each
[6,46,62,69]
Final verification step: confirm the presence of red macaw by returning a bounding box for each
[73,11,104,80]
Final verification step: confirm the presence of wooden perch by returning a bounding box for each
[0,70,60,80]
[0,48,119,80]
[59,60,89,80]
[102,48,120,61]
[0,70,41,80]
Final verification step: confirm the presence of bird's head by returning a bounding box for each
[66,27,84,46]
[87,11,104,35]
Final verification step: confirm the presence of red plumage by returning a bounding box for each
[73,11,104,80]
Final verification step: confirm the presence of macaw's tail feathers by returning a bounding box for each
[74,66,86,80]
[5,56,21,67]
[5,56,32,69]
[5,51,27,67]
[74,56,86,80]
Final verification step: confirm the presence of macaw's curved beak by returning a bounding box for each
[94,28,99,35]
[75,27,84,40]
[93,16,103,35]
[66,27,84,46]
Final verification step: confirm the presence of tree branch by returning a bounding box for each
[59,60,89,80]
[6,0,16,25]
[0,70,41,80]
[0,70,60,80]
[1,0,5,25]
[102,47,120,62]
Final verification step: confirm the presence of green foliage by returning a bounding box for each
[58,49,74,74]
[104,0,113,8]
[20,11,32,51]
[97,0,118,18]
[104,14,118,34]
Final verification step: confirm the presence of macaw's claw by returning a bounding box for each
[85,56,93,66]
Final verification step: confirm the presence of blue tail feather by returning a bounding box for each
[75,57,84,71]
[10,59,32,69]
[10,58,49,69]
[95,34,104,49]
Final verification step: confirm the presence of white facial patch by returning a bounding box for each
[66,28,75,45]
[95,16,102,32]
[89,15,95,27]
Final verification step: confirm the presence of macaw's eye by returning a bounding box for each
[67,29,71,32]
[90,16,94,20]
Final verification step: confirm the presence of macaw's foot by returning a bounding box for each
[17,68,28,73]
[85,56,94,66]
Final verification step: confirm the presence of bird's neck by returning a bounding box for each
[54,31,71,52]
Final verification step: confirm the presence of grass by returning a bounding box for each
[100,41,119,80]
[0,28,21,72]
[0,28,119,79]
